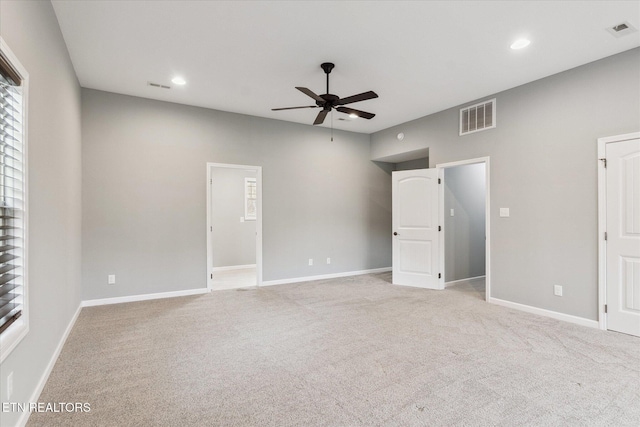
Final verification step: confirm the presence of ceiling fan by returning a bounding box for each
[272,62,378,125]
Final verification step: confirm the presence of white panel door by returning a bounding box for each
[392,169,440,289]
[606,138,640,336]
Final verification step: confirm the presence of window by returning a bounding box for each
[0,38,28,362]
[245,177,256,221]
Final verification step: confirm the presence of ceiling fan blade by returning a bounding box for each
[337,91,378,105]
[296,87,324,103]
[313,109,329,125]
[336,106,375,120]
[272,106,318,111]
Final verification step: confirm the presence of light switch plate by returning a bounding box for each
[554,285,563,296]
[450,209,455,217]
[108,274,116,285]
[499,208,510,217]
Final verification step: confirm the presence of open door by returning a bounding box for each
[392,169,441,289]
[605,137,640,336]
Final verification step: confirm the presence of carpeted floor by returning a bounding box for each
[28,273,640,426]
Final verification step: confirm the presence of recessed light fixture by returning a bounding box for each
[510,38,531,50]
[349,113,358,119]
[171,76,186,85]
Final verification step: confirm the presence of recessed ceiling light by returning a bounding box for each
[171,76,186,85]
[510,39,531,50]
[349,113,358,119]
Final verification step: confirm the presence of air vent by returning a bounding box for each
[147,81,171,89]
[606,21,637,38]
[459,98,496,136]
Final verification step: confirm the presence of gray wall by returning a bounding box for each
[82,89,391,300]
[0,1,82,426]
[444,164,486,282]
[394,157,428,171]
[372,48,640,320]
[211,167,256,267]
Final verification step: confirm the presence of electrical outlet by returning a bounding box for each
[108,274,116,285]
[450,209,455,217]
[308,259,313,266]
[500,208,510,217]
[7,371,13,400]
[554,285,563,297]
[326,257,331,264]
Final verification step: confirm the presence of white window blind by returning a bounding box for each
[0,55,25,335]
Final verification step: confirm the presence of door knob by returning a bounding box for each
[393,232,398,236]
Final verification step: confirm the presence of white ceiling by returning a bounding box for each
[51,1,640,134]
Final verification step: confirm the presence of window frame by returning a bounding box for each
[244,177,257,221]
[0,37,29,363]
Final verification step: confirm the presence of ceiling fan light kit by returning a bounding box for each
[272,62,378,125]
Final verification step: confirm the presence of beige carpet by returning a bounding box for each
[28,273,640,426]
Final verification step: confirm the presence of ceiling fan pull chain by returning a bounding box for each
[331,111,334,141]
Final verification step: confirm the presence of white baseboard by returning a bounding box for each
[261,267,392,287]
[445,275,485,287]
[16,304,82,427]
[489,297,599,329]
[82,288,209,307]
[212,264,256,272]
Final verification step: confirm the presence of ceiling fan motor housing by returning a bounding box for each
[271,62,378,125]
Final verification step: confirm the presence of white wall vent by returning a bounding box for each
[606,21,638,38]
[459,98,496,136]
[147,81,171,89]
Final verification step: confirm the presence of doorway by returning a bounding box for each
[206,163,262,290]
[437,157,490,301]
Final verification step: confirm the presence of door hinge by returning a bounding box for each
[438,178,441,184]
[210,179,212,184]
[438,225,442,232]
[438,273,441,279]
[604,231,607,241]
[604,304,607,314]
[210,273,213,279]
[600,158,607,168]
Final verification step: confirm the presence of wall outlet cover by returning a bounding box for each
[499,208,510,217]
[108,274,116,285]
[554,285,563,296]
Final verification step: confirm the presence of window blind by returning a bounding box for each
[0,63,24,335]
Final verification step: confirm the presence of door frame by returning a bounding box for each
[206,162,263,290]
[435,157,491,302]
[597,132,640,331]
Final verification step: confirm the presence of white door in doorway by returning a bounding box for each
[392,169,440,289]
[606,137,640,336]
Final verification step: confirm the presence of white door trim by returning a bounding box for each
[435,157,490,302]
[206,162,263,290]
[597,132,640,331]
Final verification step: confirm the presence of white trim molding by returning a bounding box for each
[262,267,392,287]
[489,297,599,329]
[81,288,209,307]
[15,304,82,427]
